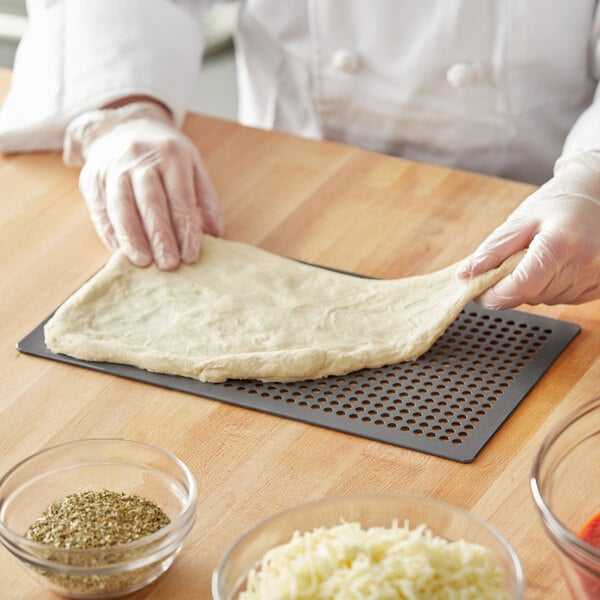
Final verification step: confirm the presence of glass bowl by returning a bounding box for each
[531,396,600,598]
[0,439,197,599]
[212,493,524,599]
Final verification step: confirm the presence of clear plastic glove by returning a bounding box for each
[63,101,224,270]
[457,148,600,308]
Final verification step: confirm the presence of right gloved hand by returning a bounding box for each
[63,101,224,270]
[457,148,600,307]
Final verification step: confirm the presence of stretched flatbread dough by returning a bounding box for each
[44,237,522,383]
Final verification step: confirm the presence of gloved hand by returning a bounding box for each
[63,101,224,270]
[457,148,600,308]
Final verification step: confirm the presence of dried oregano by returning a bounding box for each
[25,490,170,549]
[23,490,171,594]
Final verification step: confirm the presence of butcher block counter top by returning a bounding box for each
[0,67,598,599]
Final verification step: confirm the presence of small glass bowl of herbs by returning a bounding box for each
[0,439,197,598]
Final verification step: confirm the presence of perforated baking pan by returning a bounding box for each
[18,285,579,463]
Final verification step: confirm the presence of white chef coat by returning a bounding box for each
[1,0,599,185]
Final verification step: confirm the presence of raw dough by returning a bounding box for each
[44,237,522,383]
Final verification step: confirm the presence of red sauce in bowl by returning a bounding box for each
[577,512,600,598]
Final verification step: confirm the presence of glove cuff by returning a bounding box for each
[552,147,600,209]
[554,147,600,176]
[63,101,173,167]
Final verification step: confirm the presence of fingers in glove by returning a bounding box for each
[160,155,203,264]
[105,171,153,267]
[79,163,119,252]
[130,166,180,270]
[457,216,538,280]
[194,160,224,237]
[476,244,553,309]
[475,227,576,308]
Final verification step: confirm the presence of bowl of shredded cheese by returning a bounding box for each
[212,494,524,600]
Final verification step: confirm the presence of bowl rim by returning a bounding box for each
[212,492,525,598]
[530,396,600,561]
[0,438,197,570]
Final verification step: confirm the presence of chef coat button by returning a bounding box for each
[446,62,480,87]
[332,49,360,73]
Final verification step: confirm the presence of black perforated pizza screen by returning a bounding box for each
[209,303,579,461]
[19,300,579,462]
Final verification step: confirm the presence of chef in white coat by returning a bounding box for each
[1,0,599,308]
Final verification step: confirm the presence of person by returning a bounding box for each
[1,1,599,309]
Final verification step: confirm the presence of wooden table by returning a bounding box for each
[0,67,598,599]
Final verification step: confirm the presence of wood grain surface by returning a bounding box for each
[0,67,598,599]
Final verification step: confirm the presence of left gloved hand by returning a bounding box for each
[457,148,600,308]
[63,101,224,270]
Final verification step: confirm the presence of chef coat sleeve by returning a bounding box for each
[562,7,600,154]
[0,0,210,153]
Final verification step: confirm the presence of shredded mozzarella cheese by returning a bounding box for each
[239,521,508,600]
